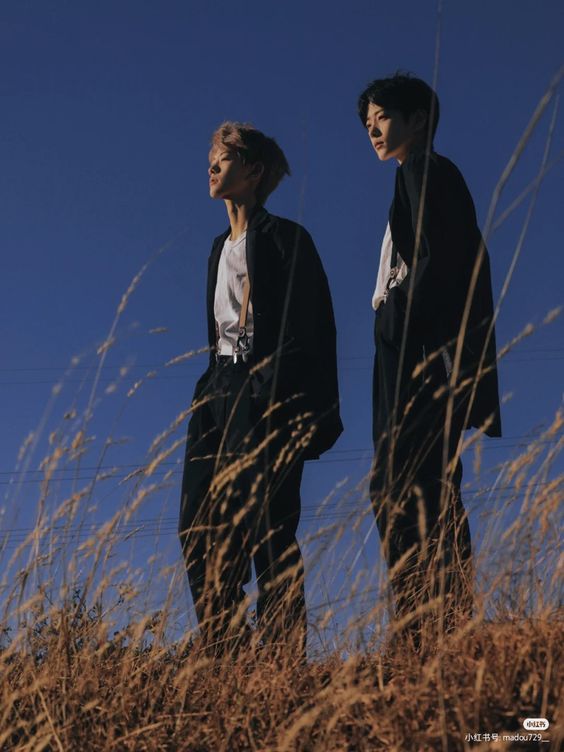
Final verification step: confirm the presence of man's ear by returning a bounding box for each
[411,109,428,134]
[247,161,264,181]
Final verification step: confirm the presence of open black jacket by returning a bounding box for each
[378,148,502,437]
[192,206,343,459]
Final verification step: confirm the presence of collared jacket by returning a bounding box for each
[192,206,343,459]
[377,148,502,437]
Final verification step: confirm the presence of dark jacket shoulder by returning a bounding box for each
[400,149,465,181]
[398,150,476,214]
[254,212,316,258]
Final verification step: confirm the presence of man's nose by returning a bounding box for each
[369,124,381,138]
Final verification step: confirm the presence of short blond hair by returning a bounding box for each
[210,121,290,204]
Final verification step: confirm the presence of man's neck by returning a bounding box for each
[224,198,258,241]
[397,138,431,165]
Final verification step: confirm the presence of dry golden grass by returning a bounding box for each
[1,380,562,751]
[0,603,562,750]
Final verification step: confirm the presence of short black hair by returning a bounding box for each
[358,72,440,141]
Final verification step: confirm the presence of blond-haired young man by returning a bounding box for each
[179,123,342,658]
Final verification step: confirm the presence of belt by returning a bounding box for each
[215,353,253,368]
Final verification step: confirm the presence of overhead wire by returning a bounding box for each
[0,434,560,486]
[1,347,563,385]
[1,478,560,547]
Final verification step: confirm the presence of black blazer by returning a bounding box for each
[379,148,502,437]
[193,206,343,459]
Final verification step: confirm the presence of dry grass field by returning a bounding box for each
[1,611,562,751]
[1,391,562,751]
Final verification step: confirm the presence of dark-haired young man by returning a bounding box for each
[358,74,501,647]
[179,122,342,658]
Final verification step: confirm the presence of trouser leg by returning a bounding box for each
[417,398,473,630]
[178,367,253,655]
[251,457,307,660]
[179,404,220,640]
[379,486,472,635]
[219,365,308,659]
[371,322,473,642]
[373,441,473,643]
[421,456,473,629]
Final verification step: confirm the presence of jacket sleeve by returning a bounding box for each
[273,222,342,452]
[390,152,475,347]
[283,228,331,347]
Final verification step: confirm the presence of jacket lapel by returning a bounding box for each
[389,170,414,267]
[207,229,229,348]
[244,205,270,297]
[208,232,229,299]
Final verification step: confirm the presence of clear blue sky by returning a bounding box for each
[1,1,562,634]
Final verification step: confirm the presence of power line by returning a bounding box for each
[2,479,560,546]
[0,346,562,371]
[0,436,560,485]
[2,435,561,476]
[1,347,563,385]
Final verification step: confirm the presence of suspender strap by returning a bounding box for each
[238,276,251,331]
[232,276,251,363]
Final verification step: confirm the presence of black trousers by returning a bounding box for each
[370,311,473,643]
[179,358,306,657]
